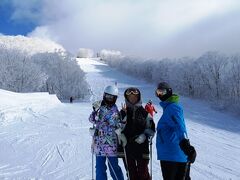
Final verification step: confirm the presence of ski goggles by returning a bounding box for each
[104,93,117,100]
[125,88,139,96]
[155,89,167,97]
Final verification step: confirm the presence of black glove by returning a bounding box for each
[179,138,197,163]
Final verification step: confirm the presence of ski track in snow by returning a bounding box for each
[0,58,239,179]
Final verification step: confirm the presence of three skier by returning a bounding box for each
[89,83,195,180]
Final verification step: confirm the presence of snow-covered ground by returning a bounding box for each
[0,58,240,179]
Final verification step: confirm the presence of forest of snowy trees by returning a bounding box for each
[0,36,89,100]
[101,51,240,115]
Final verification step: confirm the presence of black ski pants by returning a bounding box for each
[160,160,191,180]
[123,157,151,180]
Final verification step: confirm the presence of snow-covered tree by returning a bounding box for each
[100,49,122,60]
[32,52,89,100]
[102,51,240,115]
[196,51,227,100]
[0,35,65,55]
[0,35,90,101]
[77,48,94,58]
[0,46,46,92]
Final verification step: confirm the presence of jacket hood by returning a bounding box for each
[160,94,179,108]
[124,87,142,108]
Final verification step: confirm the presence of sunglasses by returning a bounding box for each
[155,89,167,96]
[125,88,139,96]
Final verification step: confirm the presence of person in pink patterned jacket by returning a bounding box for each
[89,85,124,180]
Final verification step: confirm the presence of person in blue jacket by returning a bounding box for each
[155,82,191,180]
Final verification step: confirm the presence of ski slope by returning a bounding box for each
[0,58,240,179]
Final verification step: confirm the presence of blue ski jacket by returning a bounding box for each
[156,94,188,162]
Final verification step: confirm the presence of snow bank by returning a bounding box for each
[0,89,60,126]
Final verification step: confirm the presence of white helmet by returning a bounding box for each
[104,85,118,96]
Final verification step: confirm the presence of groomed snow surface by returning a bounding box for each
[0,58,240,180]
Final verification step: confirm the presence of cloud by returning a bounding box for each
[6,0,240,58]
[28,26,56,40]
[0,0,42,24]
[149,10,240,58]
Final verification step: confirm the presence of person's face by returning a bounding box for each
[104,93,117,106]
[127,94,139,104]
[155,89,167,98]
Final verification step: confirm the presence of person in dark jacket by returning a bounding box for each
[155,82,191,180]
[116,87,155,180]
[70,96,73,103]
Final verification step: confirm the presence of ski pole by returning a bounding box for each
[106,156,119,180]
[149,137,153,180]
[92,151,94,180]
[123,147,131,180]
[91,125,95,180]
[183,161,190,179]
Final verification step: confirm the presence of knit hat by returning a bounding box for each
[157,82,171,90]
